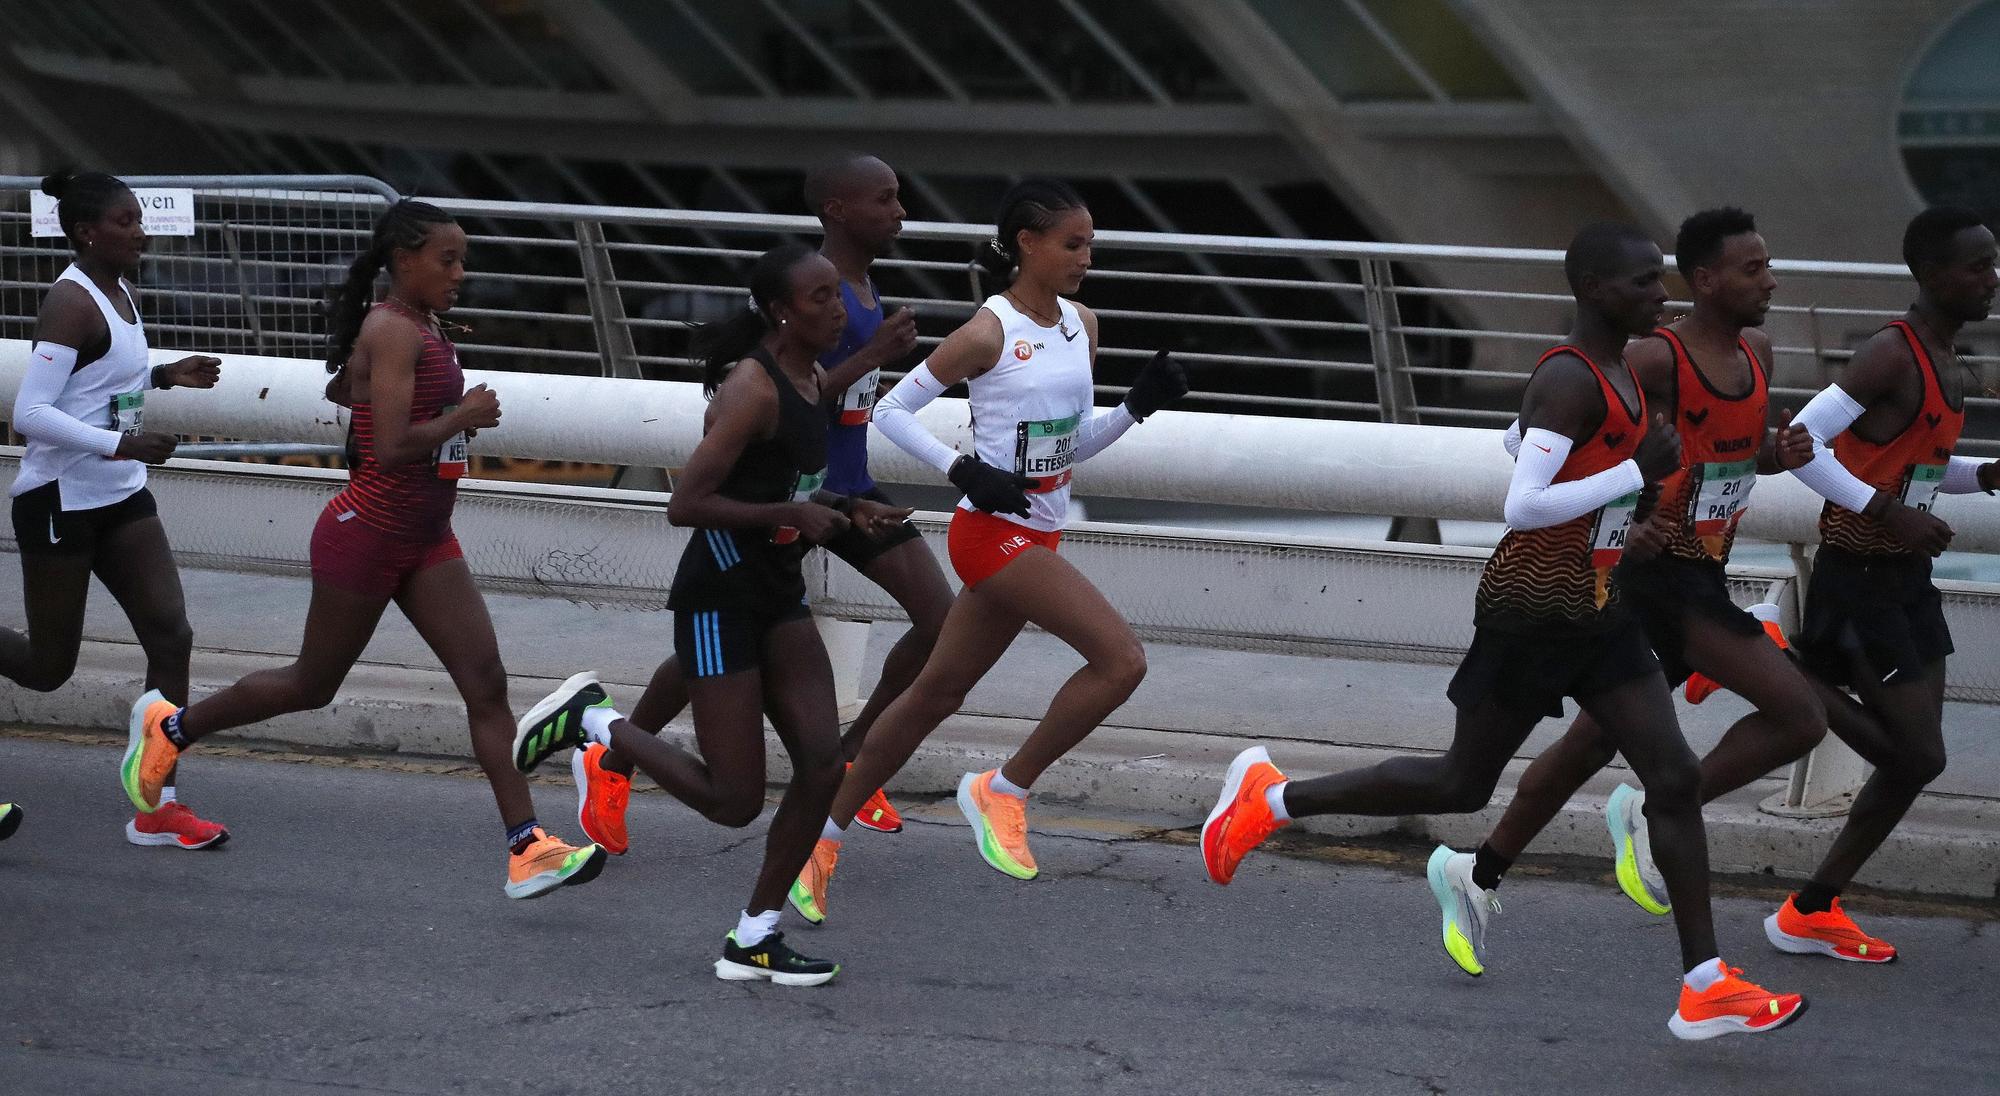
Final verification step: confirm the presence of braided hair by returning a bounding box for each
[973,178,1087,290]
[325,199,454,375]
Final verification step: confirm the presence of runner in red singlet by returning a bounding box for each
[117,200,605,900]
[1776,207,1999,960]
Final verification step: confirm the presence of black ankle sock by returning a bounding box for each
[1794,882,1839,915]
[506,817,540,854]
[1472,842,1512,891]
[161,709,190,749]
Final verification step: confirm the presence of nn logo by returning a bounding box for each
[1603,432,1627,449]
[1684,408,1709,426]
[1012,339,1041,361]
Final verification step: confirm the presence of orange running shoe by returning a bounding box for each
[957,770,1036,879]
[1686,606,1789,704]
[571,743,631,855]
[121,690,181,813]
[850,764,903,833]
[787,837,840,924]
[1201,746,1288,885]
[126,801,229,850]
[1765,894,1897,963]
[1668,964,1807,1040]
[505,828,606,899]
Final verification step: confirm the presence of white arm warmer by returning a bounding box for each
[1943,455,1993,494]
[15,342,121,457]
[1503,427,1645,530]
[872,361,962,475]
[1787,385,1877,513]
[1073,404,1137,463]
[1502,419,1522,458]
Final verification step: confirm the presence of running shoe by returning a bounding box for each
[121,690,181,813]
[571,743,630,855]
[1201,746,1288,886]
[1685,605,1788,704]
[513,671,612,773]
[1606,783,1670,914]
[125,802,229,850]
[1764,894,1897,963]
[851,765,903,833]
[1427,845,1501,976]
[1668,965,1807,1040]
[504,827,607,899]
[714,930,840,986]
[0,803,21,842]
[957,770,1037,880]
[787,838,840,925]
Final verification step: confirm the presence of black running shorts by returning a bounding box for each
[1795,547,1952,690]
[1617,555,1765,687]
[10,481,158,556]
[673,599,814,679]
[1447,619,1662,720]
[823,486,924,571]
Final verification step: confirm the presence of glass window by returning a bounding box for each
[1073,0,1247,103]
[1244,0,1429,101]
[1901,1,2000,224]
[1357,0,1522,100]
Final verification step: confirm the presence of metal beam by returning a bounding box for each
[532,0,700,121]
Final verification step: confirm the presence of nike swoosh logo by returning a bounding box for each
[1061,328,1078,342]
[36,353,53,362]
[1533,444,1552,453]
[47,516,60,545]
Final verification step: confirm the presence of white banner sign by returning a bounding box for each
[29,188,198,238]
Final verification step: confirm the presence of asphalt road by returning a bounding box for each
[2,733,1995,1096]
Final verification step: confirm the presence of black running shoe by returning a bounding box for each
[512,671,612,772]
[713,931,840,987]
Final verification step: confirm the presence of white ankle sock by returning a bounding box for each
[1683,956,1725,991]
[159,786,177,805]
[820,818,847,843]
[735,908,781,947]
[1265,781,1290,822]
[581,706,622,747]
[988,770,1029,798]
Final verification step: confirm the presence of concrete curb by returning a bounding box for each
[12,638,1997,902]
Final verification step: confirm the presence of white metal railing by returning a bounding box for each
[3,175,1997,455]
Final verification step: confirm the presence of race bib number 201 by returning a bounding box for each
[1015,413,1081,494]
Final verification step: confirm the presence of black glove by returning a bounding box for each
[948,455,1033,517]
[1123,350,1187,422]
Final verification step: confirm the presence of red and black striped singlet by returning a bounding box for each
[330,298,464,543]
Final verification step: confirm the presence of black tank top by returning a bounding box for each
[668,347,829,613]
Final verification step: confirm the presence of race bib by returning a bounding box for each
[1590,490,1640,569]
[1015,412,1080,494]
[773,468,828,544]
[835,369,880,426]
[435,405,468,480]
[109,390,144,435]
[1689,458,1756,537]
[1901,463,1945,513]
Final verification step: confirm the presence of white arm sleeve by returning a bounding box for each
[1943,455,1994,494]
[872,361,962,475]
[1501,418,1522,458]
[1787,384,1878,513]
[14,342,121,457]
[1503,428,1645,530]
[1073,404,1137,463]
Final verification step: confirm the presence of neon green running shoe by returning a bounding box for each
[0,802,21,842]
[1607,783,1671,914]
[957,770,1037,879]
[787,838,838,925]
[1427,845,1500,976]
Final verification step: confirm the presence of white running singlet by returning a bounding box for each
[958,294,1093,533]
[12,264,151,509]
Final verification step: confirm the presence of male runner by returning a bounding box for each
[1202,223,1807,1040]
[1773,206,1998,960]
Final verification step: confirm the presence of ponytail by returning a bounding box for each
[325,199,453,375]
[688,242,819,397]
[40,169,132,253]
[976,178,1086,295]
